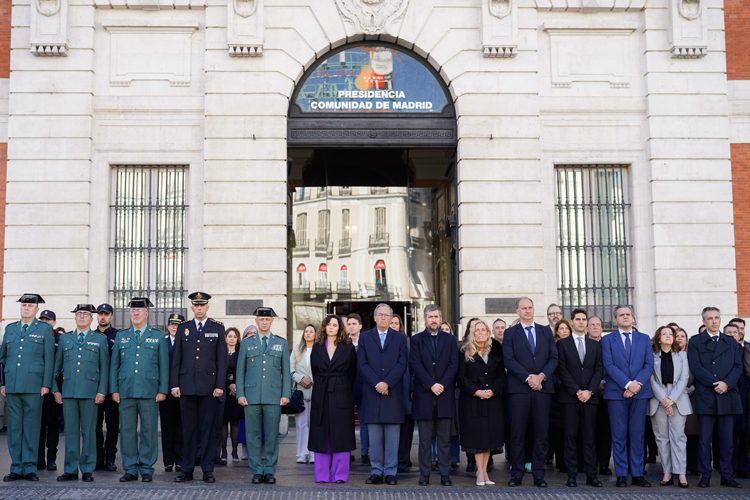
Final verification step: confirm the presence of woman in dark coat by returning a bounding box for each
[458,319,505,486]
[309,315,357,483]
[221,327,243,462]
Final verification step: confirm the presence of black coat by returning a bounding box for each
[309,341,357,453]
[457,341,505,450]
[687,332,743,415]
[170,318,228,396]
[409,329,459,420]
[555,335,603,405]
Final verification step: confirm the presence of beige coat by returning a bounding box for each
[290,345,314,400]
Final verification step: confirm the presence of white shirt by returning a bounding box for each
[520,321,536,347]
[618,328,634,348]
[195,319,205,331]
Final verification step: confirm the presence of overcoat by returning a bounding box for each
[687,331,742,415]
[356,327,407,424]
[409,328,458,420]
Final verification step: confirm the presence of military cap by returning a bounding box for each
[168,313,186,324]
[39,310,56,321]
[188,292,211,305]
[71,304,97,314]
[96,303,114,314]
[18,294,45,304]
[127,297,154,308]
[253,307,277,317]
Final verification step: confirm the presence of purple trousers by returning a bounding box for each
[314,434,350,483]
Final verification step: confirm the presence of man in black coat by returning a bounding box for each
[556,308,603,488]
[687,306,743,489]
[503,297,558,488]
[409,305,458,486]
[94,303,120,472]
[171,292,228,483]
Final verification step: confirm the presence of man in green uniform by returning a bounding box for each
[52,304,109,482]
[110,297,169,483]
[236,307,291,485]
[0,294,55,481]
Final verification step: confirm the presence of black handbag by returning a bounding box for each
[282,382,306,415]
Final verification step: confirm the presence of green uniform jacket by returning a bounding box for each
[110,325,169,398]
[52,330,109,398]
[236,333,291,405]
[0,319,55,393]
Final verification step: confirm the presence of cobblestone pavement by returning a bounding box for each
[0,429,746,499]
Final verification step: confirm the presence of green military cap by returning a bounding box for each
[18,293,45,304]
[188,292,211,305]
[168,313,185,324]
[253,307,277,317]
[127,297,154,308]
[71,304,97,314]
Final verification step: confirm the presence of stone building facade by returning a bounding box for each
[0,0,748,341]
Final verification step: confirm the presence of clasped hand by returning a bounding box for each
[576,390,591,403]
[431,383,444,396]
[376,382,389,395]
[527,374,544,391]
[713,381,729,394]
[474,389,494,399]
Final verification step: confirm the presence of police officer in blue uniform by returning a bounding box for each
[94,303,120,472]
[172,292,227,483]
[0,294,56,482]
[38,309,62,471]
[52,304,109,482]
[110,297,169,483]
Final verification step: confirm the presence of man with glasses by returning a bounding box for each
[547,304,563,329]
[110,298,169,483]
[358,303,408,485]
[0,294,55,482]
[94,303,119,472]
[52,304,108,482]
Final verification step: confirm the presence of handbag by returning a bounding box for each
[282,382,306,415]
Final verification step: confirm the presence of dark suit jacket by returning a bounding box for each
[409,328,458,420]
[743,343,750,428]
[357,327,408,424]
[601,329,654,400]
[170,318,228,396]
[555,334,603,404]
[688,331,742,415]
[502,322,558,394]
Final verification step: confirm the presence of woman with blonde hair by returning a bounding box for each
[457,320,505,486]
[291,324,316,463]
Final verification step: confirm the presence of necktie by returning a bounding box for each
[198,322,203,334]
[623,331,632,356]
[136,329,141,342]
[431,335,437,353]
[262,336,268,352]
[21,324,27,334]
[79,331,85,345]
[526,326,536,355]
[577,336,585,363]
[380,332,386,349]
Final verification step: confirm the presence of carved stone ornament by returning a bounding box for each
[234,0,257,19]
[488,0,511,19]
[678,0,701,21]
[668,0,707,58]
[335,0,410,36]
[481,0,517,58]
[227,0,263,56]
[36,0,61,17]
[30,0,68,56]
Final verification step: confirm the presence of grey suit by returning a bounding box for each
[648,350,692,475]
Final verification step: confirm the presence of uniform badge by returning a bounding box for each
[86,342,99,347]
[185,329,189,335]
[272,344,283,352]
[204,333,218,338]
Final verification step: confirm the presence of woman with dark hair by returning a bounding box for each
[309,315,357,483]
[291,324,316,463]
[220,327,242,463]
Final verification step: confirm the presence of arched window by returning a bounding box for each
[374,260,387,292]
[318,263,328,290]
[296,263,307,287]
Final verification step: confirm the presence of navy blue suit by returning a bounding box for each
[687,332,743,479]
[503,322,558,479]
[160,335,183,468]
[601,329,654,478]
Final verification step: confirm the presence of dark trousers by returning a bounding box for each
[595,402,612,470]
[698,414,733,479]
[398,414,414,469]
[214,399,226,460]
[562,402,597,477]
[417,418,451,477]
[732,430,749,472]
[180,395,219,474]
[508,392,552,479]
[645,417,658,458]
[95,394,119,465]
[159,397,183,467]
[686,434,699,473]
[38,392,61,465]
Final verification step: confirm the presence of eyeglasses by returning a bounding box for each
[74,312,92,318]
[130,309,145,314]
[548,312,562,317]
[375,313,392,318]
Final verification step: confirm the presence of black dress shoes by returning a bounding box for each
[120,473,137,482]
[175,465,182,472]
[3,473,21,482]
[508,476,522,487]
[385,475,397,485]
[141,473,153,482]
[440,475,452,486]
[47,461,57,471]
[252,474,263,484]
[721,477,742,488]
[418,475,429,485]
[366,474,383,484]
[466,455,476,472]
[264,473,276,484]
[587,476,603,487]
[616,476,627,487]
[165,465,173,472]
[203,472,216,483]
[660,477,674,486]
[566,476,576,487]
[57,472,78,482]
[215,458,227,466]
[362,454,370,466]
[82,472,94,482]
[533,477,547,487]
[599,466,613,476]
[632,476,651,487]
[106,462,117,472]
[698,476,710,488]
[25,473,39,481]
[174,472,194,482]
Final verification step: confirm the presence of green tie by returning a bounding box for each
[79,331,85,345]
[21,324,28,334]
[262,336,268,352]
[136,329,141,342]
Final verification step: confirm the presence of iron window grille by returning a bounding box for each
[555,165,633,329]
[109,165,188,330]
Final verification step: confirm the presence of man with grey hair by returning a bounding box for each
[409,305,458,486]
[358,304,408,485]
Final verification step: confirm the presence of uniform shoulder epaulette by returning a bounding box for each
[8,321,18,327]
[179,320,190,325]
[210,318,223,325]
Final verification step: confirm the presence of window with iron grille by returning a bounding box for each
[375,207,386,237]
[555,165,632,329]
[109,165,188,330]
[316,210,330,251]
[295,213,308,250]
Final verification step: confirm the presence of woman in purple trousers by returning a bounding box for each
[309,315,357,482]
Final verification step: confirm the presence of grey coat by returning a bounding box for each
[648,350,692,417]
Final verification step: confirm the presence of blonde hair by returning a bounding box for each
[462,320,493,362]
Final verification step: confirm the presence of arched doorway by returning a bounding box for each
[287,43,458,340]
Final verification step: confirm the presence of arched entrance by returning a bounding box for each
[287,43,458,342]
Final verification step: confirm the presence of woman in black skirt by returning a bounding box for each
[221,327,243,462]
[458,319,505,486]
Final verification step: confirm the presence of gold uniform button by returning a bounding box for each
[135,370,138,373]
[137,346,140,349]
[263,376,265,379]
[197,340,200,343]
[77,370,79,372]
[196,356,200,359]
[78,362,81,365]
[136,354,139,357]
[263,361,266,364]
[17,363,20,366]
[19,347,22,350]
[78,355,81,358]
[197,348,200,351]
[136,362,139,365]
[17,355,21,358]
[79,348,82,351]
